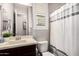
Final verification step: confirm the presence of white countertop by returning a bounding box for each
[0,36,37,50]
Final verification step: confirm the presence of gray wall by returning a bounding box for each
[0,5,1,36]
[1,3,14,33]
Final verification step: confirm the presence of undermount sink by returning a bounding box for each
[7,40,27,44]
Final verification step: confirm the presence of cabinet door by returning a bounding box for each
[0,45,36,56]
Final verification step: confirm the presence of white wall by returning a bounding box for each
[32,3,49,41]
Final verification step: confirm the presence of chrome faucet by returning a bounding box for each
[15,36,21,40]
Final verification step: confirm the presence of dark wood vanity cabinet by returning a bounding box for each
[0,44,36,56]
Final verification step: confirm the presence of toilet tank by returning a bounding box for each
[38,41,48,53]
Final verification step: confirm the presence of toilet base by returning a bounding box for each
[42,52,55,56]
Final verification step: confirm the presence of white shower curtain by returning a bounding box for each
[74,3,79,56]
[50,3,79,56]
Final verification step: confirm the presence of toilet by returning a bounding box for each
[37,41,55,56]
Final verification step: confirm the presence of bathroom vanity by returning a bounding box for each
[0,36,37,56]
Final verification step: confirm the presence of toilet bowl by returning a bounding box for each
[37,41,55,56]
[37,41,48,53]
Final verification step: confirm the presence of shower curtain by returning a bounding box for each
[50,3,79,56]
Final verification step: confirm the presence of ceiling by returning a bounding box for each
[48,3,65,14]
